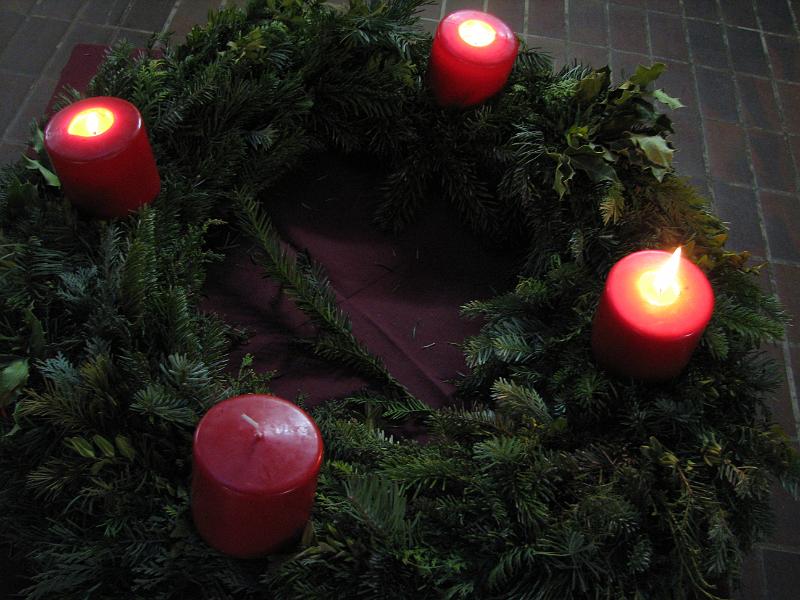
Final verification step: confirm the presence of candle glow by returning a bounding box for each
[637,247,682,307]
[67,107,114,137]
[458,19,497,47]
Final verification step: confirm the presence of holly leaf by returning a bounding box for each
[629,134,674,168]
[630,63,666,88]
[567,145,620,184]
[653,88,684,110]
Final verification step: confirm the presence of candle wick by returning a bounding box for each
[241,413,263,438]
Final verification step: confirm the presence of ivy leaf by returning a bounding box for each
[548,152,575,199]
[0,360,29,410]
[115,435,137,460]
[22,155,61,188]
[629,134,674,168]
[93,434,116,458]
[575,67,610,103]
[630,63,666,87]
[653,88,684,110]
[65,436,96,459]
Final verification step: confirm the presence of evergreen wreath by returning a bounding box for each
[1,1,798,598]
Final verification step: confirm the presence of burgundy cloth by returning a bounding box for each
[52,44,518,410]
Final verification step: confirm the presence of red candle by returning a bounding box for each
[591,248,714,381]
[428,10,519,107]
[191,394,324,558]
[44,96,160,219]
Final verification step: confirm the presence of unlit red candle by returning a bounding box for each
[591,248,715,381]
[428,10,519,107]
[191,394,323,558]
[44,96,161,219]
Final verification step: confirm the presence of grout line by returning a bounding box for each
[563,0,569,63]
[677,0,712,211]
[439,0,446,20]
[1,0,92,144]
[747,0,800,434]
[162,0,183,35]
[523,0,529,37]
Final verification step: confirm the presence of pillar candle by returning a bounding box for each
[44,96,161,219]
[591,248,715,381]
[428,10,519,108]
[191,394,324,558]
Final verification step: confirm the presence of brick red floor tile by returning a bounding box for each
[170,0,223,42]
[712,181,765,255]
[763,550,800,600]
[670,110,707,179]
[32,0,85,20]
[45,22,115,79]
[657,60,697,111]
[728,27,770,76]
[609,4,648,53]
[755,0,796,37]
[749,131,796,193]
[5,76,58,144]
[697,67,739,122]
[529,0,566,38]
[733,550,765,600]
[418,2,441,19]
[122,0,175,33]
[767,34,800,83]
[774,264,800,344]
[683,0,718,21]
[646,0,679,13]
[526,35,567,70]
[778,83,800,134]
[0,9,24,57]
[610,0,645,6]
[569,0,608,47]
[570,43,610,69]
[686,20,728,69]
[0,142,25,167]
[762,344,797,440]
[444,0,483,12]
[762,192,800,261]
[0,70,34,136]
[738,76,783,132]
[720,0,759,29]
[485,0,524,33]
[649,12,687,61]
[770,483,800,548]
[0,16,68,76]
[706,120,752,184]
[80,0,131,26]
[610,50,650,81]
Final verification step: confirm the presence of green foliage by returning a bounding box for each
[0,1,797,599]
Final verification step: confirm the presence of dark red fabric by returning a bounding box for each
[53,44,518,410]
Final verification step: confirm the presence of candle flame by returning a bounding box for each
[67,107,114,137]
[637,247,682,307]
[458,19,497,47]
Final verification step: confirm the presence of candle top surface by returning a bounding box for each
[193,394,323,495]
[605,250,714,338]
[437,10,518,65]
[45,96,145,161]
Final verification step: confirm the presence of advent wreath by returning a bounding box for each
[0,1,798,599]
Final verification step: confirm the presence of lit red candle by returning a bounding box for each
[428,10,519,107]
[44,96,160,219]
[191,394,323,558]
[591,248,714,381]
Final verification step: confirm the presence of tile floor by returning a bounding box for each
[0,1,798,598]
